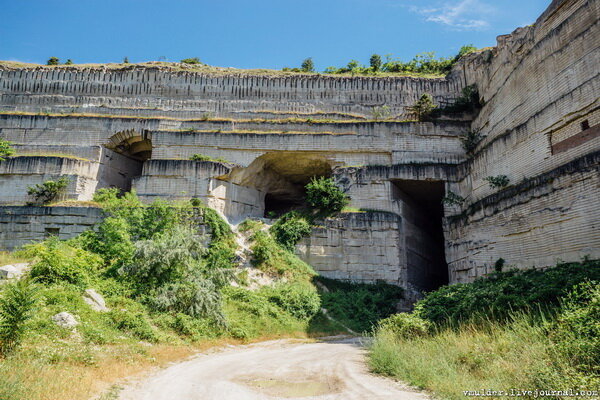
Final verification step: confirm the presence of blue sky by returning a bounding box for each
[0,0,549,70]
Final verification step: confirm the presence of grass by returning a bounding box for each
[0,252,32,267]
[46,200,101,208]
[368,311,598,400]
[11,153,92,162]
[0,111,415,125]
[0,60,446,79]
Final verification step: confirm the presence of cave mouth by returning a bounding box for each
[102,130,153,191]
[106,129,153,162]
[224,152,335,218]
[392,179,449,292]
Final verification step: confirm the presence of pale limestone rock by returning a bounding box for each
[52,312,79,329]
[83,288,109,312]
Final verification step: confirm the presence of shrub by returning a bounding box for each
[46,57,60,66]
[0,139,14,161]
[316,277,404,332]
[0,279,38,355]
[300,57,315,73]
[261,282,320,320]
[64,59,73,65]
[123,56,129,64]
[28,238,103,286]
[201,207,232,240]
[27,177,70,205]
[551,281,600,375]
[406,93,436,121]
[371,105,392,120]
[377,312,431,339]
[460,129,483,154]
[484,175,510,189]
[441,191,464,206]
[370,54,382,71]
[123,225,207,287]
[305,176,349,216]
[108,309,158,342]
[149,279,225,325]
[270,211,312,251]
[250,230,315,279]
[456,44,477,59]
[190,154,229,163]
[181,57,202,64]
[82,216,135,269]
[415,259,600,325]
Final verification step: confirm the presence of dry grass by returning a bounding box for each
[46,200,101,208]
[0,251,31,267]
[1,333,313,400]
[0,60,446,79]
[0,111,414,125]
[12,153,91,162]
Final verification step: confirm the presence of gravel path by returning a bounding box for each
[117,337,429,400]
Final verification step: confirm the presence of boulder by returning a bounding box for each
[52,312,79,329]
[0,263,29,279]
[83,288,109,312]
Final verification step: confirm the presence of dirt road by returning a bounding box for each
[118,337,428,400]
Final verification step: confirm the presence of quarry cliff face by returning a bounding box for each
[0,0,598,297]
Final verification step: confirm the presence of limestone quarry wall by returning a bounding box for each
[297,212,404,285]
[0,206,103,250]
[0,0,597,291]
[443,0,600,279]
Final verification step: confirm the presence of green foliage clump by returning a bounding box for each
[430,84,480,118]
[181,57,202,65]
[250,230,315,279]
[270,211,312,252]
[370,54,382,71]
[316,277,404,332]
[0,280,38,355]
[27,177,70,205]
[300,57,315,73]
[64,59,73,65]
[406,93,436,121]
[441,191,464,206]
[551,281,600,378]
[108,308,158,342]
[415,259,600,325]
[261,282,320,320]
[190,154,229,163]
[46,57,59,66]
[371,105,392,120]
[484,175,510,189]
[27,238,103,286]
[460,129,483,155]
[376,312,431,339]
[305,176,349,217]
[0,139,15,162]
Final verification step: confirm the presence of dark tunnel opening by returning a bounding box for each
[392,179,449,292]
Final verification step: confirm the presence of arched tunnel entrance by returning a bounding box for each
[225,152,335,218]
[102,129,152,191]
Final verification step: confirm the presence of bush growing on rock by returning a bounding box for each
[0,139,14,162]
[270,211,312,251]
[305,177,349,217]
[27,177,70,205]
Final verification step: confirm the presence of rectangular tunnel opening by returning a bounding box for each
[391,179,449,292]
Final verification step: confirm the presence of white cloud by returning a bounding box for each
[408,0,494,30]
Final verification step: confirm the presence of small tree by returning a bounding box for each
[123,56,129,64]
[460,129,483,155]
[370,54,382,71]
[0,139,14,161]
[300,58,315,73]
[181,57,201,65]
[305,177,349,216]
[0,279,38,355]
[407,93,436,121]
[27,177,70,205]
[456,44,478,59]
[64,59,73,65]
[46,57,60,66]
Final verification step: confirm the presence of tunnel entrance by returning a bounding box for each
[392,179,449,292]
[102,130,153,191]
[224,152,334,218]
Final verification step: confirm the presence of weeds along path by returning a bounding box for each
[117,337,428,400]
